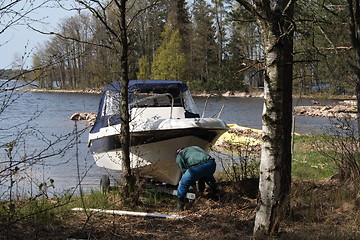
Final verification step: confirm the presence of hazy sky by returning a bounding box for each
[1,1,196,70]
[1,1,75,69]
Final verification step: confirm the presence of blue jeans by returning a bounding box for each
[177,161,216,197]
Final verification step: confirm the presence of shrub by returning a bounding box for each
[316,117,360,182]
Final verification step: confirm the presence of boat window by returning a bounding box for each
[102,91,121,116]
[182,90,199,114]
[131,93,175,107]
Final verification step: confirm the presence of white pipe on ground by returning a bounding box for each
[71,207,186,219]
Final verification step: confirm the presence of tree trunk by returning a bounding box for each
[235,0,294,235]
[357,83,360,138]
[347,0,360,138]
[252,4,294,237]
[355,81,360,139]
[73,0,135,198]
[119,0,134,198]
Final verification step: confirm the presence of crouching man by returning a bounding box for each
[174,146,218,211]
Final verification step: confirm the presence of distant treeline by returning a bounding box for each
[19,1,358,95]
[0,69,22,80]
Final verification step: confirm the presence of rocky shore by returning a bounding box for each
[23,88,264,97]
[25,87,358,119]
[25,88,101,94]
[294,100,358,118]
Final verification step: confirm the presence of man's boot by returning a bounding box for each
[174,196,185,212]
[197,178,205,192]
[208,183,219,201]
[196,179,205,198]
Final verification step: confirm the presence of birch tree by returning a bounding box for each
[235,0,295,237]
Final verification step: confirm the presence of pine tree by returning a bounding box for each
[191,0,218,87]
[226,3,263,92]
[133,0,169,78]
[167,0,192,81]
[168,0,191,45]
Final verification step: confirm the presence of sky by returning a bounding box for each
[1,0,197,70]
[1,1,76,69]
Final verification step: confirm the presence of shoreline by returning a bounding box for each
[20,88,102,94]
[20,88,264,97]
[18,87,357,100]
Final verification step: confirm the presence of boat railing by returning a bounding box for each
[201,94,225,119]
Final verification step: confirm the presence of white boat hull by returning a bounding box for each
[88,80,228,185]
[89,118,227,185]
[91,135,220,185]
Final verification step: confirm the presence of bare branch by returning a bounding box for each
[283,0,296,15]
[126,0,161,30]
[75,0,122,51]
[235,0,265,21]
[27,24,113,50]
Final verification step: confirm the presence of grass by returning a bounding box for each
[217,134,339,181]
[292,135,338,180]
[0,134,359,239]
[292,150,337,180]
[1,179,358,240]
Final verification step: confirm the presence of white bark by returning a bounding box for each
[254,66,285,235]
[251,1,294,236]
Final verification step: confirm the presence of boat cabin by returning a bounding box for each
[90,80,200,134]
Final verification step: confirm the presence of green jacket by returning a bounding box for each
[176,146,214,174]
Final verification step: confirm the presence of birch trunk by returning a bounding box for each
[252,2,294,237]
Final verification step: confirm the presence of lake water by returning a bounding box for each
[0,89,350,200]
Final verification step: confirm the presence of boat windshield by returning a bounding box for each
[101,91,121,116]
[131,93,176,107]
[182,90,199,115]
[100,89,199,117]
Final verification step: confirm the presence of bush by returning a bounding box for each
[214,127,262,184]
[316,118,360,182]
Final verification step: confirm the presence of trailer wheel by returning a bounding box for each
[100,175,110,193]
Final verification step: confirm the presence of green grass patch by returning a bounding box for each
[215,134,340,182]
[0,195,73,224]
[292,150,337,180]
[84,189,111,209]
[292,135,338,180]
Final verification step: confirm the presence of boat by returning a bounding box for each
[88,80,228,185]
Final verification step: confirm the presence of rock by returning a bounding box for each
[224,91,234,96]
[341,100,357,106]
[310,100,319,105]
[320,106,331,111]
[70,112,97,124]
[293,103,358,119]
[70,112,84,121]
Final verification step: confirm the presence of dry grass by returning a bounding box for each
[1,179,359,240]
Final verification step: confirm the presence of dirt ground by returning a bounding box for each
[1,179,359,240]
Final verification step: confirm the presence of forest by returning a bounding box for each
[20,0,356,96]
[1,1,359,238]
